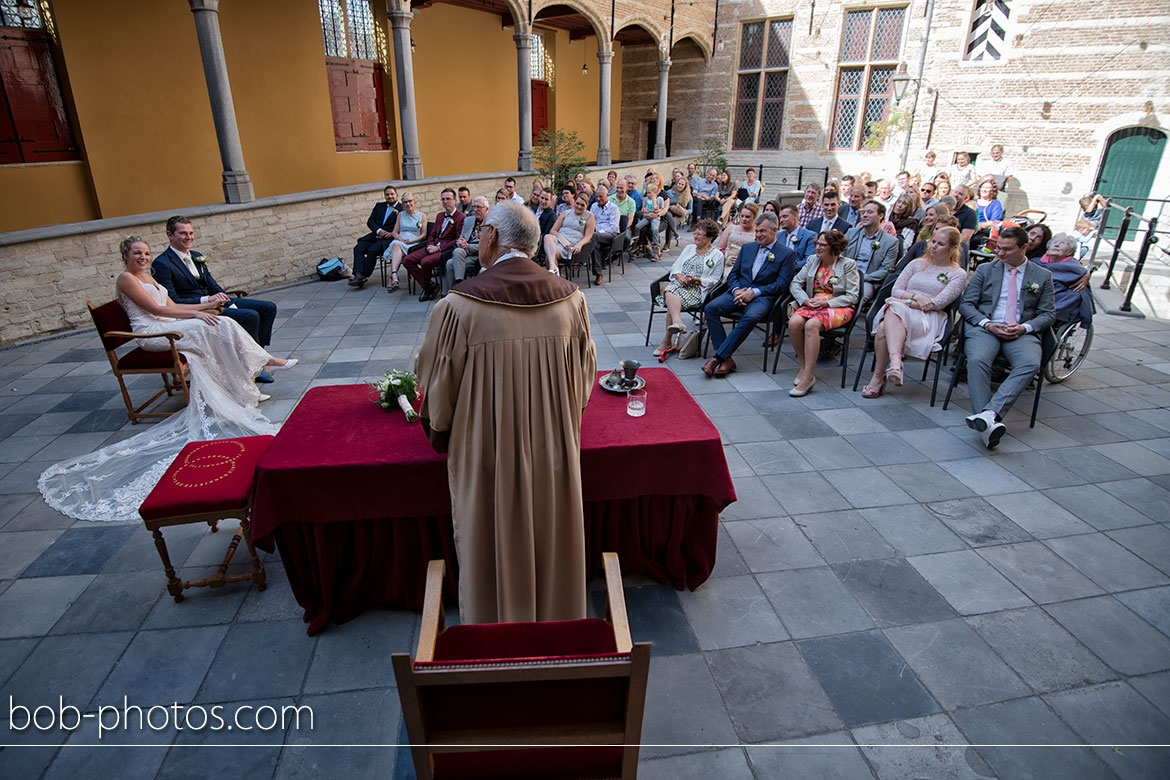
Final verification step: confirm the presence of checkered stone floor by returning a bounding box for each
[1,234,1169,778]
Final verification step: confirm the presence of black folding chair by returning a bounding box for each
[644,273,720,348]
[942,321,1056,428]
[852,292,959,407]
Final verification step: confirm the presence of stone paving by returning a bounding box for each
[1,235,1169,778]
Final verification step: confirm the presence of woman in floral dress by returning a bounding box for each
[653,220,724,360]
[787,230,860,396]
[861,226,968,397]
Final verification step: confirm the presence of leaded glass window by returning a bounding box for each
[731,18,793,151]
[319,0,379,61]
[829,7,906,150]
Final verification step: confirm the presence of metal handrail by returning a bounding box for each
[1090,197,1163,314]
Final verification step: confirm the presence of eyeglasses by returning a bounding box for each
[814,241,830,247]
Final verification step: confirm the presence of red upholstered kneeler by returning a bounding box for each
[139,436,272,602]
[392,553,651,780]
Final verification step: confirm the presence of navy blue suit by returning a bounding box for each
[704,239,797,363]
[779,227,817,269]
[353,201,402,279]
[152,246,277,348]
[806,214,852,236]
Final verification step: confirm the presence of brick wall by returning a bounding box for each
[0,159,697,346]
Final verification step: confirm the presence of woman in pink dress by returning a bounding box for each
[861,226,968,397]
[715,202,758,272]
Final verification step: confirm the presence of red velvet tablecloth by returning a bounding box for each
[252,367,735,634]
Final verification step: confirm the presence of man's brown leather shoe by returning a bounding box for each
[701,357,719,377]
[714,358,737,376]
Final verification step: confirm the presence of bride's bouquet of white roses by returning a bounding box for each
[369,369,419,422]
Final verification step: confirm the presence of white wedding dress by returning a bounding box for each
[38,279,279,523]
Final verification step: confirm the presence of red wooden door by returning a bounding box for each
[0,27,77,162]
[325,56,389,152]
[531,80,548,142]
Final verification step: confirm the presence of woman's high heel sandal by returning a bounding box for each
[861,379,886,399]
[885,364,904,387]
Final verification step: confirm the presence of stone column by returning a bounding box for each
[388,3,424,179]
[515,32,533,172]
[654,57,671,160]
[188,0,253,202]
[596,48,614,166]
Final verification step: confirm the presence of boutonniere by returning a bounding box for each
[1026,281,1041,294]
[870,239,881,252]
[827,275,841,286]
[705,254,715,268]
[193,253,207,265]
[764,251,775,265]
[936,272,949,283]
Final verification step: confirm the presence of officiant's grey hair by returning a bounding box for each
[485,201,540,254]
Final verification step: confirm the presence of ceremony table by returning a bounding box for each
[251,367,736,634]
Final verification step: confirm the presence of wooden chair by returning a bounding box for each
[138,436,271,602]
[88,300,190,424]
[393,552,651,780]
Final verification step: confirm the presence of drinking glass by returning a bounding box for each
[627,388,647,417]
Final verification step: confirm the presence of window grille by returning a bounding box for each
[731,18,793,151]
[829,7,906,150]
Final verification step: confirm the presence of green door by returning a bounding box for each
[1095,126,1167,241]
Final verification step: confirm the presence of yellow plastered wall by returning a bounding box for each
[548,31,622,163]
[409,4,520,177]
[0,162,98,233]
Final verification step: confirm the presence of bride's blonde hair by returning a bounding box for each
[120,235,146,258]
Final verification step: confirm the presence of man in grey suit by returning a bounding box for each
[958,226,1055,448]
[844,200,900,303]
[442,196,488,295]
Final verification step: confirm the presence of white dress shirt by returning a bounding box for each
[980,262,1034,333]
[172,248,213,304]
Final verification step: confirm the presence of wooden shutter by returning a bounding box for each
[0,27,78,163]
[325,56,388,152]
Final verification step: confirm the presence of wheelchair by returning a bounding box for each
[967,209,1047,268]
[1043,319,1093,383]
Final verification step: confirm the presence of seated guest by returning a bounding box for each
[442,196,488,295]
[653,219,724,360]
[1033,233,1093,327]
[528,179,545,211]
[588,184,620,285]
[951,184,978,244]
[917,150,942,183]
[634,182,668,261]
[152,215,279,382]
[612,179,637,230]
[605,170,619,191]
[874,179,897,212]
[495,188,509,204]
[691,168,720,225]
[838,176,857,223]
[715,170,735,226]
[504,176,525,203]
[762,200,781,215]
[934,173,952,199]
[580,178,596,205]
[543,193,594,276]
[901,206,964,269]
[807,189,851,235]
[889,194,922,250]
[720,167,763,227]
[862,226,967,398]
[918,180,939,215]
[843,187,864,226]
[532,189,558,266]
[702,212,796,377]
[975,178,1004,229]
[949,151,978,189]
[1024,223,1052,260]
[349,185,401,289]
[556,185,576,216]
[716,202,759,272]
[865,180,879,199]
[796,182,824,229]
[787,230,860,396]
[895,171,915,199]
[403,188,464,301]
[665,176,691,243]
[959,226,1055,448]
[456,186,474,216]
[845,200,899,302]
[777,204,816,269]
[624,174,643,212]
[383,192,427,292]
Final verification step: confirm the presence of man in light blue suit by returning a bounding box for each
[777,204,817,269]
[702,212,797,377]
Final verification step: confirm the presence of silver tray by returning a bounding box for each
[599,372,645,394]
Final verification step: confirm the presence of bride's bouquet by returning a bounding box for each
[369,369,419,422]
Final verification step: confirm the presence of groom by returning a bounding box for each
[153,215,279,382]
[702,212,797,376]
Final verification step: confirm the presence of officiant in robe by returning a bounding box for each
[415,201,597,624]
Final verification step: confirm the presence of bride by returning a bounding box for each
[38,236,296,523]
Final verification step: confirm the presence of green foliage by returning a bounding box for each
[533,129,590,190]
[696,136,728,172]
[861,107,913,152]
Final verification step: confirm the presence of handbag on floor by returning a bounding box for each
[678,330,701,359]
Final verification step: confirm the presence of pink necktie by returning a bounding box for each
[1005,267,1019,325]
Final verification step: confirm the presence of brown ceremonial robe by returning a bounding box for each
[414,256,597,624]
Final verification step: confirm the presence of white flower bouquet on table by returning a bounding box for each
[369,369,419,422]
